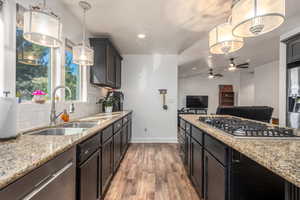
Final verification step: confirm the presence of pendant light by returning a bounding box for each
[73,1,94,66]
[209,22,244,54]
[231,0,285,37]
[23,0,62,48]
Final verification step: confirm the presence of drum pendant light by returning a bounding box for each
[231,0,285,37]
[73,1,94,66]
[23,0,62,48]
[209,22,244,55]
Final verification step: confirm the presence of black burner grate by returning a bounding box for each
[199,117,297,138]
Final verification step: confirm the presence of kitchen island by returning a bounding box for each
[0,111,132,199]
[179,114,300,200]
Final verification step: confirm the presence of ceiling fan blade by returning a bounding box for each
[214,73,223,77]
[236,63,249,68]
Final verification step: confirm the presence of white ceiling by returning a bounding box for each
[178,0,300,78]
[62,0,300,74]
[61,0,232,54]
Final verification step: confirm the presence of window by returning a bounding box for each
[16,4,51,101]
[65,40,81,101]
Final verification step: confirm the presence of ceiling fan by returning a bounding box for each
[228,58,250,71]
[208,68,223,79]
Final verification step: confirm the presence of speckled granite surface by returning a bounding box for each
[0,111,131,190]
[181,114,300,188]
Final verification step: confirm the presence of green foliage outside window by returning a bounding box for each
[65,47,80,101]
[16,28,51,101]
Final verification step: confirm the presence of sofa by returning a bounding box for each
[216,106,274,123]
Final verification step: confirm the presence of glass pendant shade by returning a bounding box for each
[231,0,285,37]
[209,22,244,54]
[73,44,94,66]
[23,9,62,48]
[73,1,94,66]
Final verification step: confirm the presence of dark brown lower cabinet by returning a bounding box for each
[190,137,203,198]
[122,123,128,155]
[184,133,191,176]
[101,137,114,195]
[114,129,122,171]
[79,151,99,200]
[204,150,226,200]
[0,147,76,200]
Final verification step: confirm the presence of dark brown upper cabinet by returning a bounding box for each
[89,38,122,88]
[285,34,300,65]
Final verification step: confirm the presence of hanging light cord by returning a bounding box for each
[82,7,86,47]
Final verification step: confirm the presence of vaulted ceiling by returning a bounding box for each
[61,0,232,54]
[62,0,300,75]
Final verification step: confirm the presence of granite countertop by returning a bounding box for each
[181,114,300,188]
[0,111,132,190]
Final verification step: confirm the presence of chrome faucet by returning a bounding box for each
[50,85,75,125]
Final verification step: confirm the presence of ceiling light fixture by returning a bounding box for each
[209,22,244,55]
[23,0,62,48]
[192,67,197,70]
[73,1,94,66]
[231,0,285,37]
[228,63,237,71]
[137,34,146,39]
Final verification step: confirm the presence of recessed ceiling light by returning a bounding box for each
[192,67,197,70]
[137,34,146,39]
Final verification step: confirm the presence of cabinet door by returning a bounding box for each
[287,36,300,64]
[115,55,122,89]
[106,44,116,87]
[185,134,191,176]
[122,124,128,155]
[101,137,114,195]
[114,130,122,170]
[204,151,226,200]
[79,152,99,200]
[191,138,203,198]
[128,120,132,143]
[89,39,107,85]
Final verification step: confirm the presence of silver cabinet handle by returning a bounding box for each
[22,162,73,200]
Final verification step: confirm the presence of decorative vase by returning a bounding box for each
[105,106,113,113]
[32,90,47,104]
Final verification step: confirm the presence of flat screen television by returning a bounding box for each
[186,96,208,109]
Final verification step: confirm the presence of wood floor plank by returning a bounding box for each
[104,144,200,200]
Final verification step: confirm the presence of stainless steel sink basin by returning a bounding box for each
[60,121,99,128]
[31,128,87,136]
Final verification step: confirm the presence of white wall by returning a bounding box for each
[1,0,106,132]
[239,71,255,106]
[253,61,280,118]
[122,55,178,143]
[178,72,240,114]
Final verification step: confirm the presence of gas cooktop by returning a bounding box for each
[199,116,299,139]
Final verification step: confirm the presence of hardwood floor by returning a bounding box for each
[104,144,200,200]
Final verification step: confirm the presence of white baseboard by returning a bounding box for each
[131,137,178,143]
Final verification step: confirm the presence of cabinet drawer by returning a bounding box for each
[102,125,113,143]
[191,126,203,145]
[114,120,122,133]
[204,134,228,165]
[78,134,100,164]
[0,147,76,199]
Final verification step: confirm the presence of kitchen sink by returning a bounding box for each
[31,128,87,136]
[60,121,100,128]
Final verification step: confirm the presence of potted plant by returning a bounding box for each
[97,96,118,113]
[32,90,47,104]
